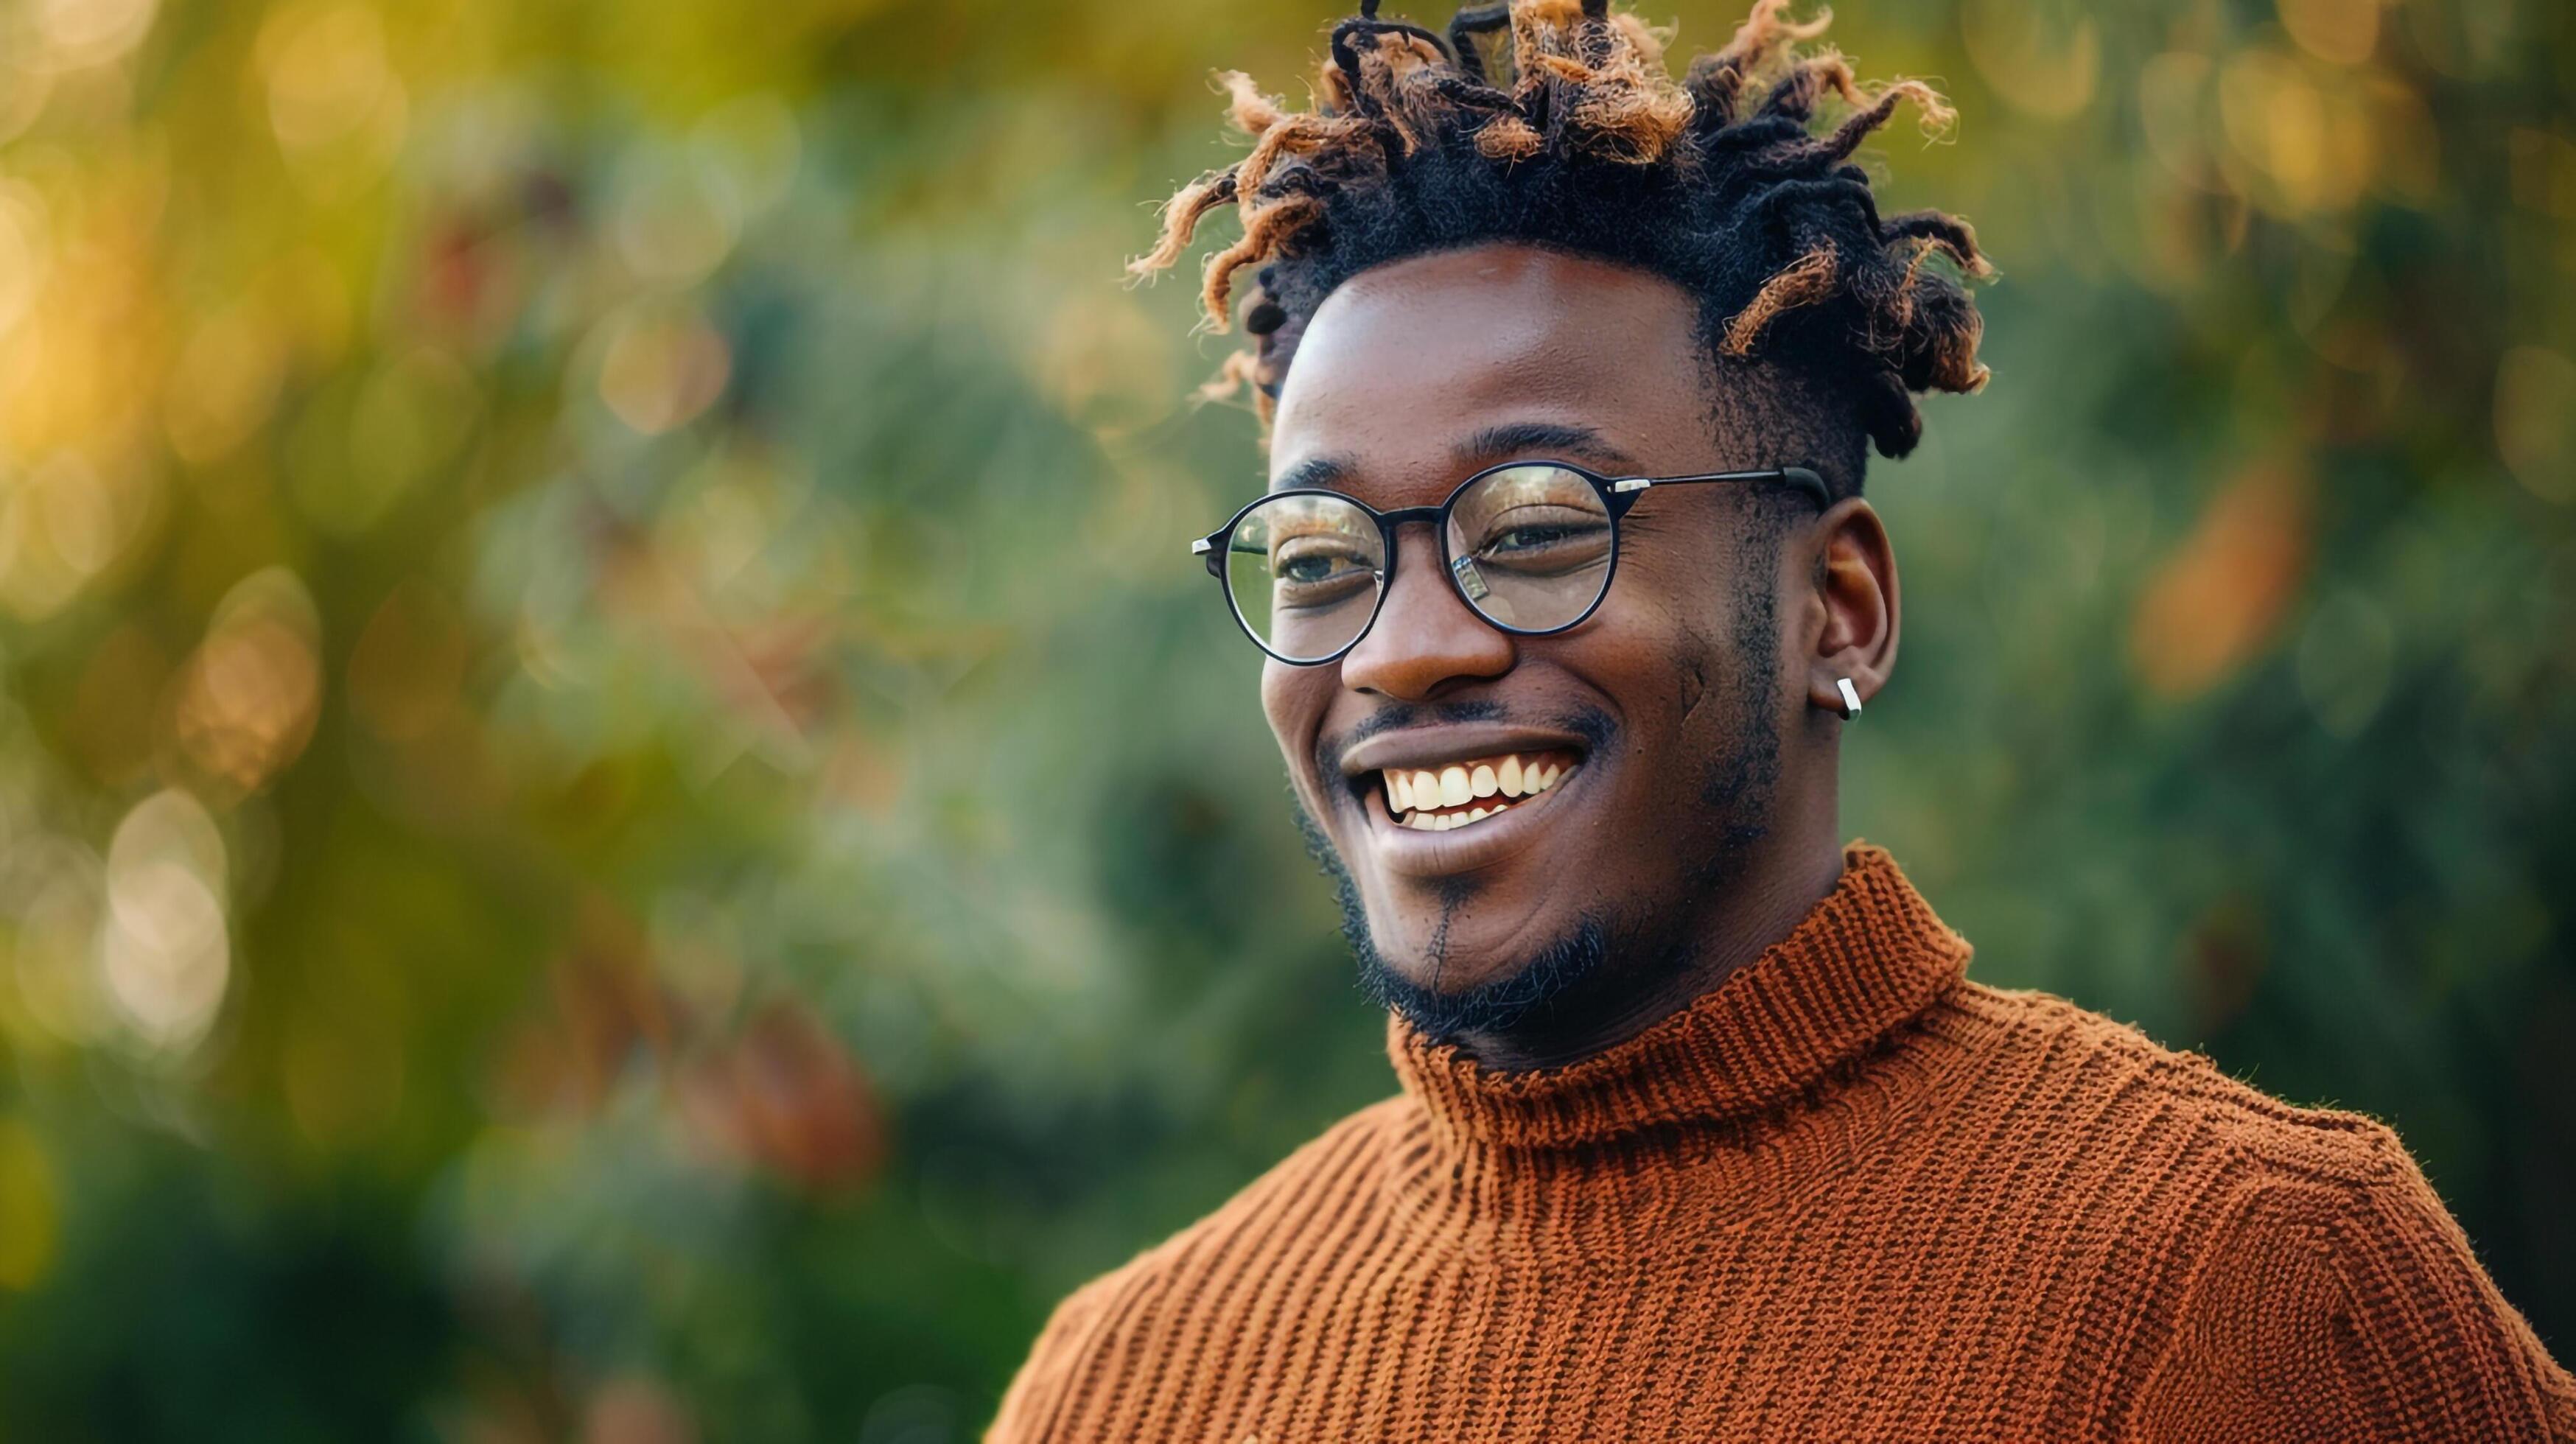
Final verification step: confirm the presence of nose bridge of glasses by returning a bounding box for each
[1343,519,1516,685]
[1379,511,1447,577]
[1373,503,1446,536]
[1371,504,1455,589]
[1374,513,1479,623]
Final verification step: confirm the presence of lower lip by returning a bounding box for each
[1358,767,1588,878]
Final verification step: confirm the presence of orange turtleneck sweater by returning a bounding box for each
[987,846,2575,1442]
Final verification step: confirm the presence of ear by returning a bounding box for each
[1802,497,1899,719]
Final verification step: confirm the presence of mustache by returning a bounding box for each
[1311,699,1617,785]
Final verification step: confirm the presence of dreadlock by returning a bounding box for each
[1132,0,1992,491]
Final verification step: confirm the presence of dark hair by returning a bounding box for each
[1132,0,1992,493]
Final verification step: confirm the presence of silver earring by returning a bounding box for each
[1835,678,1863,719]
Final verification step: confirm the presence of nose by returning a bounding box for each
[1339,525,1515,701]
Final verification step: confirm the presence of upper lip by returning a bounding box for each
[1337,723,1592,779]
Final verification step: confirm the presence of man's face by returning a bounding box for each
[1263,244,1810,1030]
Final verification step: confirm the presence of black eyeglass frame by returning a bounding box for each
[1188,459,1830,667]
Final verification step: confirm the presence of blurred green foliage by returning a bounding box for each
[0,0,2569,1437]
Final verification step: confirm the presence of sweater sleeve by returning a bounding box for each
[2132,1126,2576,1443]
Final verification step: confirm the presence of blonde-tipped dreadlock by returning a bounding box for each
[1133,0,1992,477]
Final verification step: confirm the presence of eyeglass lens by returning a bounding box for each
[1222,464,1614,661]
[1224,491,1387,663]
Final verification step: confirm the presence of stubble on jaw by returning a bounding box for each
[1294,800,1623,1043]
[1685,530,1784,889]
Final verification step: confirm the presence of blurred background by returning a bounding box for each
[0,0,2568,1436]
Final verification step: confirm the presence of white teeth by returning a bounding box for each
[1395,800,1514,833]
[1382,754,1575,834]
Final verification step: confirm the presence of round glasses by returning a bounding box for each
[1189,459,1829,665]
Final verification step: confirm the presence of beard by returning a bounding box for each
[1292,807,1627,1042]
[1292,544,1787,1051]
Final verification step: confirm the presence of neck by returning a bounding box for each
[1387,842,1973,1157]
[1443,824,1847,1073]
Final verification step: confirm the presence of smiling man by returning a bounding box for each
[987,2,2576,1440]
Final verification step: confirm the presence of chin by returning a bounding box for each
[1359,900,1558,995]
[1350,907,1617,1043]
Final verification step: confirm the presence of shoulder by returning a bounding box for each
[1933,986,2574,1437]
[984,1095,1414,1441]
[1932,980,2412,1173]
[2129,1120,2576,1440]
[1935,985,2576,1439]
[1938,985,2533,1312]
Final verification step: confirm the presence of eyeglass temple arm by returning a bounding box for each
[1608,466,1830,508]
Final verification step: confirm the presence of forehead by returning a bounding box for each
[1268,244,1717,499]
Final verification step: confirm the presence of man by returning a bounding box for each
[990,1,2576,1438]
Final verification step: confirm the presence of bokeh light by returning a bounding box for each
[98,790,230,1048]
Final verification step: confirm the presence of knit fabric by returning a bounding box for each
[989,845,2576,1443]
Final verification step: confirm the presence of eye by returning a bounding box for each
[1267,533,1379,608]
[1488,522,1582,552]
[1278,548,1352,583]
[1274,535,1368,573]
[1471,506,1609,564]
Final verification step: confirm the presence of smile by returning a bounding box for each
[1335,723,1600,873]
[1379,749,1583,831]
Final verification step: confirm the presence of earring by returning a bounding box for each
[1835,678,1863,719]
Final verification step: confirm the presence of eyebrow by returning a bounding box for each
[1452,421,1640,474]
[1272,455,1357,494]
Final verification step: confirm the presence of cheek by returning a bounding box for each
[1564,558,1779,792]
[1259,662,1331,783]
[1578,553,1729,720]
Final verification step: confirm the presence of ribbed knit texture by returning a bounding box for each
[989,845,2576,1443]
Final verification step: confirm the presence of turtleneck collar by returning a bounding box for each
[1388,844,1971,1153]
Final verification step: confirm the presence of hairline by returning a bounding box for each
[1270,239,1870,500]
